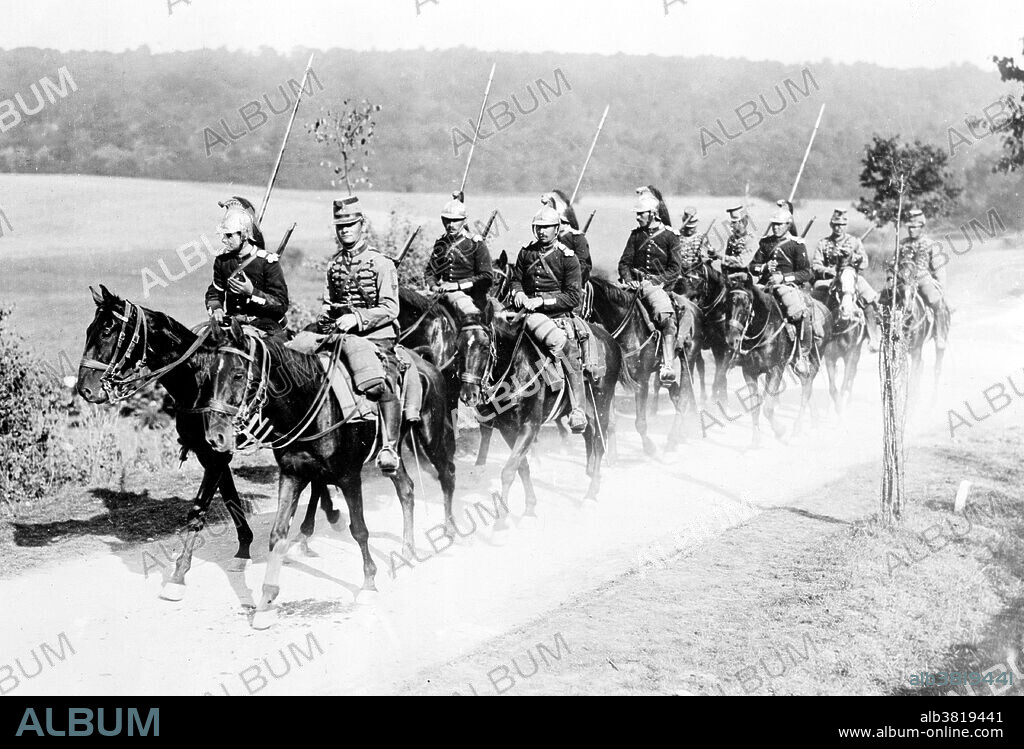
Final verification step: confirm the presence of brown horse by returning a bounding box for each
[76,286,336,600]
[722,274,824,445]
[193,320,455,627]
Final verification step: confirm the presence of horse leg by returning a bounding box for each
[696,353,707,406]
[635,374,657,456]
[843,340,863,410]
[764,368,788,441]
[296,484,323,558]
[387,457,416,560]
[218,468,254,571]
[318,482,341,525]
[823,346,840,415]
[475,422,493,466]
[665,381,687,452]
[160,457,226,601]
[744,371,763,448]
[252,471,307,629]
[494,418,539,526]
[336,469,378,595]
[712,346,729,405]
[419,415,457,537]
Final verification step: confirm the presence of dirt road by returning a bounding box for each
[3,249,1021,696]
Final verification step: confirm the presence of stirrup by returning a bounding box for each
[568,408,588,434]
[376,443,400,474]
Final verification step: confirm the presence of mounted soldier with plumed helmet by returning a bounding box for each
[616,186,683,383]
[204,198,289,338]
[424,192,493,329]
[542,189,592,286]
[749,206,815,375]
[510,200,588,433]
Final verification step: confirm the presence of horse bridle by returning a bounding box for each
[727,288,787,355]
[457,323,491,386]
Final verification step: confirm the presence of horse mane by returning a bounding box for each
[589,276,635,309]
[399,286,431,315]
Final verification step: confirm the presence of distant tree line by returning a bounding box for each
[0,46,1019,223]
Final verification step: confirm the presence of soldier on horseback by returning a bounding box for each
[813,208,881,351]
[317,196,404,474]
[205,199,289,338]
[424,192,493,329]
[617,187,683,384]
[716,204,758,271]
[510,202,588,433]
[678,206,711,267]
[749,207,815,375]
[542,190,593,285]
[890,208,949,332]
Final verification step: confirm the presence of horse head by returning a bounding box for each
[78,285,146,403]
[723,272,755,355]
[833,267,859,321]
[195,319,259,453]
[456,319,492,407]
[893,257,920,309]
[491,250,513,305]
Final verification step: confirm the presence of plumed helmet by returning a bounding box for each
[636,185,672,226]
[441,192,468,220]
[769,208,794,226]
[217,206,255,240]
[532,203,561,227]
[542,189,579,230]
[218,196,264,249]
[634,192,660,214]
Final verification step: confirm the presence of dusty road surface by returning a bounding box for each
[2,248,1021,696]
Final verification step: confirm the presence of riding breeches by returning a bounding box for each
[440,290,484,327]
[371,338,401,402]
[771,283,808,323]
[916,274,944,308]
[837,268,879,305]
[640,284,677,336]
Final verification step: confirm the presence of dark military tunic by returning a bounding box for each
[511,239,581,319]
[424,228,493,308]
[558,228,592,286]
[322,240,399,340]
[617,225,683,287]
[204,245,289,332]
[750,235,813,287]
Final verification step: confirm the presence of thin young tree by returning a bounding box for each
[307,99,383,195]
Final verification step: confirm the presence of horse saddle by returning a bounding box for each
[285,332,379,424]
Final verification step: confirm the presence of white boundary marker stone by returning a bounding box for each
[954,480,973,514]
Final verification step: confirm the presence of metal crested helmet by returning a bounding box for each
[769,208,793,226]
[636,185,672,226]
[218,196,264,248]
[217,206,255,240]
[441,192,468,220]
[542,189,579,230]
[532,202,561,227]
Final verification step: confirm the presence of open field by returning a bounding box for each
[0,173,926,363]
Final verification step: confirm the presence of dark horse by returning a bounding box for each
[460,300,621,512]
[194,320,454,628]
[588,277,700,452]
[76,286,336,601]
[815,268,868,415]
[880,257,950,398]
[674,261,731,405]
[722,274,824,445]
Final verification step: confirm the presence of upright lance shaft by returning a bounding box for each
[788,103,825,204]
[258,53,315,224]
[459,63,497,198]
[570,104,610,206]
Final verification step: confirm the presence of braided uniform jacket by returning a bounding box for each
[617,224,683,287]
[678,231,711,267]
[718,232,758,269]
[322,241,399,340]
[511,239,582,319]
[814,233,868,275]
[893,235,945,281]
[424,229,493,291]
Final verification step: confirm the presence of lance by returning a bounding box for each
[583,209,597,234]
[258,52,316,224]
[788,103,825,204]
[480,209,499,238]
[860,225,875,242]
[801,216,817,238]
[569,104,611,206]
[394,225,423,267]
[458,62,497,200]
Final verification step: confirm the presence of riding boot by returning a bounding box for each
[793,318,811,377]
[376,391,402,474]
[401,363,423,423]
[556,348,588,433]
[660,331,678,384]
[864,301,881,353]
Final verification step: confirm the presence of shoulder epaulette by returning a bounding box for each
[256,249,279,263]
[569,228,583,235]
[666,227,680,236]
[473,234,484,243]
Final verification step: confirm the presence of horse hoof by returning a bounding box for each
[251,608,278,630]
[158,582,186,601]
[226,557,248,573]
[356,588,380,606]
[326,510,341,525]
[330,519,347,535]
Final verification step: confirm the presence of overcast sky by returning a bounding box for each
[4,0,1022,69]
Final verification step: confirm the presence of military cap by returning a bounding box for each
[333,196,364,226]
[681,205,699,228]
[830,208,848,225]
[726,204,746,220]
[906,208,926,227]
